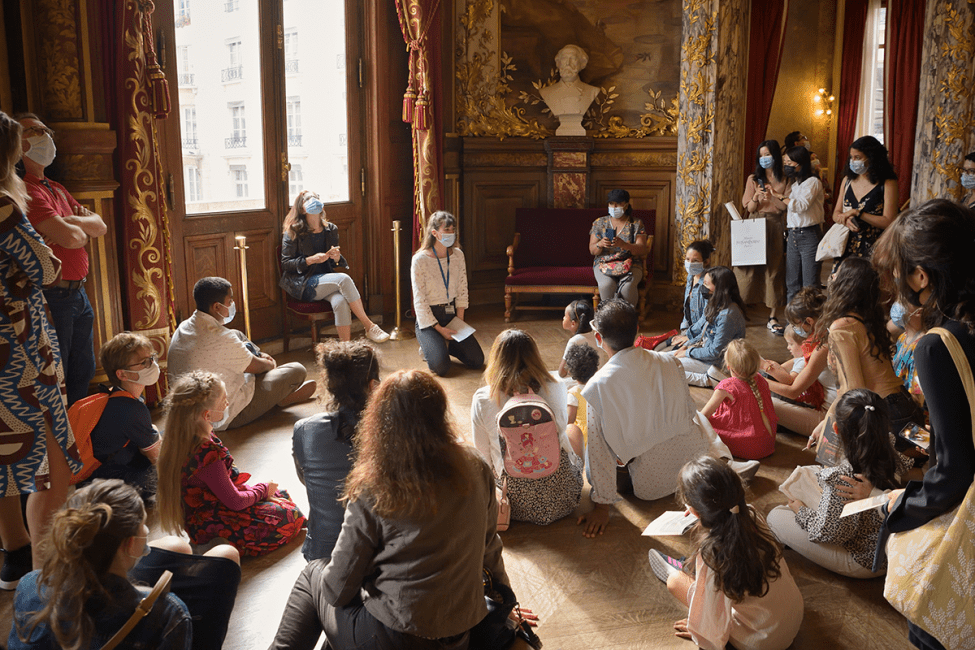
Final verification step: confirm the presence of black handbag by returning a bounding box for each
[469,569,542,650]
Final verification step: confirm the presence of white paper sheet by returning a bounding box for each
[446,317,476,341]
[840,493,889,518]
[642,510,699,536]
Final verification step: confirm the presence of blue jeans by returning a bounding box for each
[43,285,95,406]
[786,226,822,304]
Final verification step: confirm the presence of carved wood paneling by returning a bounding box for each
[591,173,675,277]
[183,233,235,315]
[77,193,122,384]
[237,228,277,311]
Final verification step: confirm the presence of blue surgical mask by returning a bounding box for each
[608,206,625,219]
[759,155,774,169]
[438,233,456,248]
[221,301,236,325]
[685,260,705,277]
[793,324,809,338]
[961,173,975,190]
[849,159,867,175]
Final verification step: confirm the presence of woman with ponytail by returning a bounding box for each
[292,340,380,561]
[767,389,910,578]
[157,371,305,557]
[648,456,803,650]
[10,479,191,649]
[702,340,778,460]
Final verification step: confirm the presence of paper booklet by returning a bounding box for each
[840,493,889,518]
[642,510,699,536]
[725,202,743,221]
[446,317,476,342]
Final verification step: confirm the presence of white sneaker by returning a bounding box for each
[728,459,760,483]
[366,324,390,343]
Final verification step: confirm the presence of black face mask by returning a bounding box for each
[700,286,712,299]
[783,165,797,177]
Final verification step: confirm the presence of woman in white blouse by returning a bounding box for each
[777,146,824,304]
[410,211,484,376]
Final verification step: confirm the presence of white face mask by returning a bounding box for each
[127,360,160,386]
[126,535,151,560]
[219,300,236,325]
[25,133,57,167]
[437,232,456,248]
[608,206,625,219]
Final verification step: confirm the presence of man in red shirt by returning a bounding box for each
[18,113,107,405]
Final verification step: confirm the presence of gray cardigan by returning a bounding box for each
[320,447,508,639]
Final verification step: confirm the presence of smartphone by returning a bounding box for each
[604,227,616,241]
[897,422,930,450]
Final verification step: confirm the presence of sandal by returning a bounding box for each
[767,317,785,336]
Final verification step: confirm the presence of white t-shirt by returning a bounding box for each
[168,310,256,430]
[562,331,600,360]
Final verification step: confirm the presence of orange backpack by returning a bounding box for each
[67,390,136,485]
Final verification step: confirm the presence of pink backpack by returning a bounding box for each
[496,390,560,479]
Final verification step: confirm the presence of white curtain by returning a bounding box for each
[854,0,885,142]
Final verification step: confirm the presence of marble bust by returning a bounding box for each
[540,45,600,136]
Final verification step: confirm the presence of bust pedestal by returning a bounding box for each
[544,137,593,208]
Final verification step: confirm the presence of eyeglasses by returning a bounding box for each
[127,354,157,370]
[23,125,55,138]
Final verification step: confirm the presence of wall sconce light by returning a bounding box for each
[813,88,835,118]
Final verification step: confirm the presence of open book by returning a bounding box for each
[642,510,699,536]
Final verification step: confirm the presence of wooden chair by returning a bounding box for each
[277,245,334,352]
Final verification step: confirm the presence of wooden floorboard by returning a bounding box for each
[0,303,915,649]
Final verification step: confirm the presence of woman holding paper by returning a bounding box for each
[411,211,484,376]
[740,140,791,335]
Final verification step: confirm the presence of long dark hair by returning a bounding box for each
[873,199,975,332]
[814,257,892,359]
[567,299,594,335]
[833,389,901,490]
[677,457,782,602]
[845,136,897,185]
[753,140,784,184]
[316,340,380,443]
[703,266,746,323]
[785,146,814,184]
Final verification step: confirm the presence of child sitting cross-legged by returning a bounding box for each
[648,456,804,650]
[701,340,778,460]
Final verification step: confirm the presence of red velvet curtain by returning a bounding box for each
[395,0,444,247]
[884,0,926,206]
[834,0,870,192]
[103,0,179,403]
[743,0,789,182]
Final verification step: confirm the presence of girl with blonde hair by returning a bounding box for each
[411,211,483,375]
[702,339,779,460]
[471,329,583,525]
[280,189,388,342]
[157,371,305,557]
[269,369,527,649]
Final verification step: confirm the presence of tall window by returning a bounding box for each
[176,0,190,26]
[223,39,243,82]
[856,0,886,143]
[231,165,248,198]
[285,30,299,74]
[287,97,301,147]
[289,164,303,203]
[182,106,197,148]
[185,166,202,201]
[224,0,239,12]
[227,103,246,148]
[178,47,193,86]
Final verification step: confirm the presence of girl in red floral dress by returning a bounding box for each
[157,371,305,556]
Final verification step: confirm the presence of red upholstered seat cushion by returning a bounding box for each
[504,266,596,287]
[286,298,334,315]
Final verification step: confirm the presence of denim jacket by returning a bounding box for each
[279,224,348,300]
[685,304,746,364]
[680,274,708,332]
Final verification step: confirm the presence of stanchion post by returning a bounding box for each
[389,220,415,340]
[234,235,252,341]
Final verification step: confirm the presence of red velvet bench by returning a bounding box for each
[504,207,655,322]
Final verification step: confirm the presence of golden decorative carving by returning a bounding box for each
[465,152,548,167]
[37,0,84,120]
[58,154,114,181]
[455,0,678,140]
[590,152,679,167]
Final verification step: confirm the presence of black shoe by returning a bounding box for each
[0,544,32,590]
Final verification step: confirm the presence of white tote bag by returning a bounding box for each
[816,224,850,261]
[731,217,767,266]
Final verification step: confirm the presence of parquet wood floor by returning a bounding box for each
[0,304,915,649]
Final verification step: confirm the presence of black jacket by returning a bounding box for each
[279,224,348,299]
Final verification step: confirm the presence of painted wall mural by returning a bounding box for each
[455,0,681,139]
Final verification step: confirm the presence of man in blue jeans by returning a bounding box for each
[19,113,107,405]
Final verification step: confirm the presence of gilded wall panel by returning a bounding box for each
[34,0,85,120]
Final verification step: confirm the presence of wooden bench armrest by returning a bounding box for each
[506,232,521,277]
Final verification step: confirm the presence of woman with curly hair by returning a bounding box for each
[269,369,529,649]
[292,340,380,561]
[156,371,305,557]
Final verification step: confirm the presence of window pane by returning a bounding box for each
[174,0,266,214]
[283,0,349,203]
